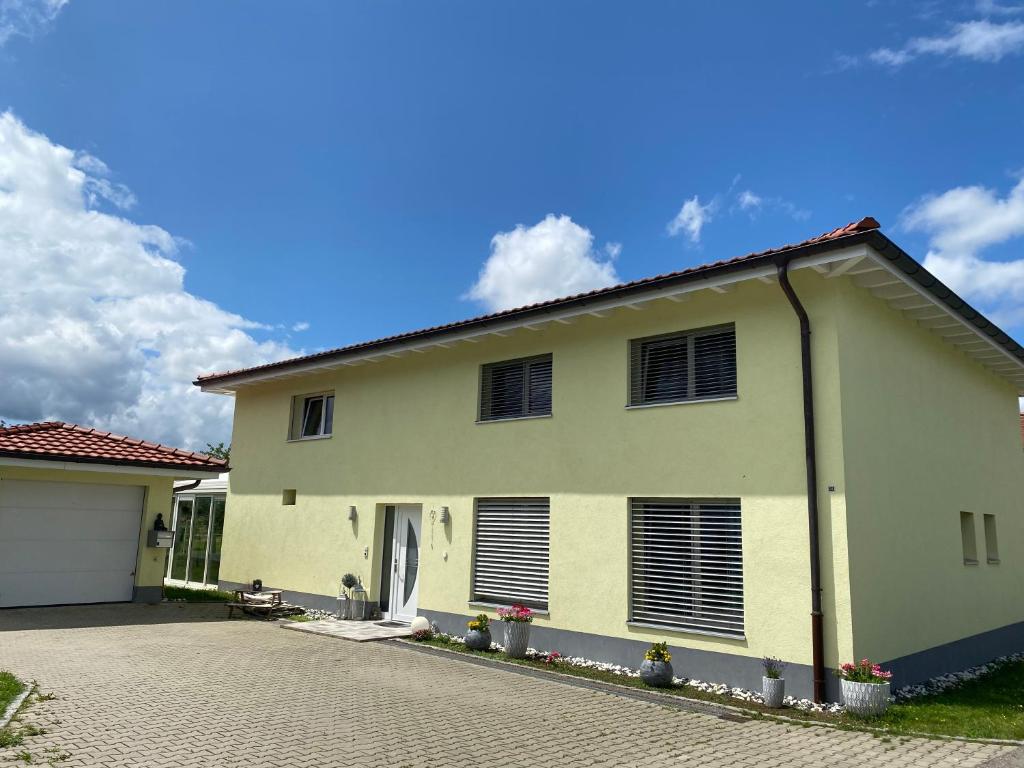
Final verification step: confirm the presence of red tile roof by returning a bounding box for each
[0,422,227,472]
[196,217,881,387]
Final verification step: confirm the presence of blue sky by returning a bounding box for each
[0,0,1022,447]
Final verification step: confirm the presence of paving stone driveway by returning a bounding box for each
[0,604,1018,767]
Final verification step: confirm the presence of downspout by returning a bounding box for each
[775,258,826,703]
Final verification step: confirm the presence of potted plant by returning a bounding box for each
[761,657,786,708]
[837,659,893,717]
[465,613,492,651]
[337,573,358,620]
[639,642,674,688]
[497,604,533,658]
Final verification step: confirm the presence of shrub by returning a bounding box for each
[411,628,434,641]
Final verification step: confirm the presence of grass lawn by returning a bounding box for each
[0,671,24,716]
[0,671,26,748]
[874,660,1024,740]
[163,585,234,602]
[409,635,1024,741]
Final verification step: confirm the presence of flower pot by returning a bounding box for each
[762,676,785,708]
[841,679,890,717]
[639,659,674,688]
[503,622,530,658]
[465,628,491,651]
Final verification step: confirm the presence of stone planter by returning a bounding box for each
[464,628,492,651]
[841,679,891,717]
[762,676,785,708]
[639,659,674,688]
[502,621,531,658]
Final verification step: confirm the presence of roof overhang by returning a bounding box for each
[197,231,1024,395]
[0,455,225,479]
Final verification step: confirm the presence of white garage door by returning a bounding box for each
[0,479,144,607]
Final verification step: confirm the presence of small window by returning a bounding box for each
[282,489,297,506]
[472,498,549,610]
[630,498,744,637]
[479,355,552,421]
[629,324,736,407]
[290,392,334,439]
[984,514,1000,564]
[960,511,978,565]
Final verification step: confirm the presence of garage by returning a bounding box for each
[0,421,227,608]
[0,479,145,607]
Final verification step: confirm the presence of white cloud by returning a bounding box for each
[667,195,714,243]
[870,19,1024,66]
[0,112,300,449]
[0,0,67,46]
[737,190,763,211]
[466,214,620,312]
[291,321,310,332]
[901,177,1024,323]
[735,188,810,221]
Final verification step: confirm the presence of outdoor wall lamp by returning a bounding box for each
[439,506,451,525]
[348,505,357,521]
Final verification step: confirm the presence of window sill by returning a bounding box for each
[963,558,979,566]
[475,414,552,425]
[625,395,738,410]
[286,434,333,443]
[468,601,550,618]
[626,620,745,641]
[988,558,1001,565]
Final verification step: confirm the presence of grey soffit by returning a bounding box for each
[195,225,1024,392]
[865,230,1024,365]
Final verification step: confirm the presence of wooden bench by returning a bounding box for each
[227,589,285,620]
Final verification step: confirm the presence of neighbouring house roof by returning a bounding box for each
[174,472,229,494]
[0,422,228,473]
[195,217,1024,393]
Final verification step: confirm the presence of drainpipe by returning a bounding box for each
[775,258,826,703]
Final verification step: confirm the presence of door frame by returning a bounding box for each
[165,492,225,587]
[383,503,422,623]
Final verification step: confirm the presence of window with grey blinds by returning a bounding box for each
[630,498,744,637]
[479,355,553,421]
[472,498,549,610]
[629,325,736,406]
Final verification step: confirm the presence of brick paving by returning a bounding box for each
[0,603,1017,767]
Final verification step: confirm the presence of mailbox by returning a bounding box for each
[147,529,174,548]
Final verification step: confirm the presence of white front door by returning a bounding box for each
[389,505,421,623]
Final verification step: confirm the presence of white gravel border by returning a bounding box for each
[425,626,1024,715]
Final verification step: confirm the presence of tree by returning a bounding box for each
[204,442,230,462]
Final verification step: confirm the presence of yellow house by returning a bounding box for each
[0,422,227,607]
[196,218,1024,701]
